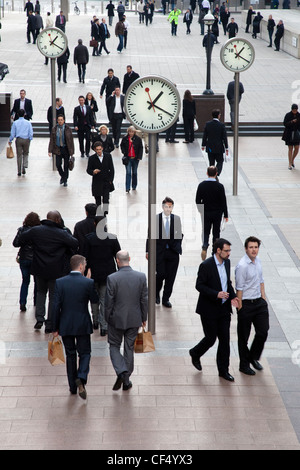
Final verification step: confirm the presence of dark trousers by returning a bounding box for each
[274,36,281,50]
[27,28,35,43]
[77,63,86,82]
[99,39,109,54]
[77,125,91,156]
[191,308,231,373]
[108,324,138,380]
[183,116,194,142]
[19,259,36,306]
[111,113,123,146]
[268,29,274,45]
[62,335,91,392]
[94,184,110,215]
[208,151,224,176]
[165,121,177,142]
[171,21,177,35]
[203,210,223,250]
[56,147,69,183]
[58,63,67,82]
[156,249,179,302]
[35,276,56,328]
[237,298,269,369]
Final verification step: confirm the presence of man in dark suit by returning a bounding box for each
[122,65,140,94]
[83,216,121,335]
[99,68,121,119]
[86,141,115,215]
[99,18,111,55]
[55,10,66,32]
[73,95,95,158]
[189,238,239,381]
[11,89,33,121]
[73,203,97,254]
[202,109,228,176]
[52,254,99,399]
[105,250,148,391]
[73,39,89,83]
[47,97,65,134]
[106,87,125,148]
[226,79,244,127]
[57,47,70,83]
[146,196,183,308]
[196,166,228,261]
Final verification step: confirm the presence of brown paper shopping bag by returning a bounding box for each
[48,335,65,365]
[134,328,155,353]
[6,145,14,159]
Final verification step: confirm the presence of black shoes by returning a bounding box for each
[100,328,107,336]
[75,378,87,399]
[162,300,172,308]
[250,359,263,371]
[156,295,160,305]
[20,304,26,312]
[189,350,202,371]
[112,373,126,391]
[219,371,235,382]
[239,366,256,376]
[34,321,43,330]
[123,381,132,391]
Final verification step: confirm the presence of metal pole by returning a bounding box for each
[51,58,56,171]
[233,71,239,195]
[203,24,213,95]
[148,133,157,335]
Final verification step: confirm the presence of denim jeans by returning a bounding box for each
[117,34,124,52]
[19,259,32,305]
[125,158,139,191]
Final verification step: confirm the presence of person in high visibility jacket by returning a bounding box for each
[168,7,181,35]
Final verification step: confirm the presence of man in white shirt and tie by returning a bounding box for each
[73,95,95,158]
[106,87,125,148]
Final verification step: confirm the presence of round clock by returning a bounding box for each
[36,27,68,59]
[124,75,181,133]
[220,38,255,72]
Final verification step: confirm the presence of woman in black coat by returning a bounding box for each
[120,126,143,193]
[91,124,114,153]
[282,104,300,170]
[85,92,98,123]
[182,90,196,143]
[252,12,263,38]
[13,212,41,311]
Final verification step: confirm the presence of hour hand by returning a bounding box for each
[147,91,163,110]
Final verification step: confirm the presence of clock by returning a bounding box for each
[36,27,68,59]
[220,38,255,72]
[124,75,181,133]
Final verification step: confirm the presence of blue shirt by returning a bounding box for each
[9,117,33,142]
[214,254,227,302]
[235,254,264,299]
[56,124,66,147]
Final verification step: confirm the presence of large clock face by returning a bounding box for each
[36,27,68,58]
[124,76,181,133]
[220,38,255,72]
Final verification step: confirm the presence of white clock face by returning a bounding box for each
[37,27,68,58]
[124,76,181,133]
[220,38,255,72]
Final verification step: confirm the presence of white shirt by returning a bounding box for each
[235,254,264,299]
[214,254,228,302]
[114,96,122,113]
[19,99,25,110]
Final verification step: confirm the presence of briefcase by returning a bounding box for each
[68,156,75,171]
[90,39,98,48]
[134,328,155,353]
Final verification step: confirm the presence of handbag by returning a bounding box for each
[48,334,65,366]
[134,328,155,353]
[68,156,75,171]
[122,156,129,166]
[193,119,198,131]
[291,130,300,144]
[6,145,14,159]
[90,39,98,48]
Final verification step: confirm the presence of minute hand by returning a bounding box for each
[147,91,163,110]
[146,101,173,117]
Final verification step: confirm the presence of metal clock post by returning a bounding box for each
[124,75,181,334]
[36,27,68,169]
[220,38,255,195]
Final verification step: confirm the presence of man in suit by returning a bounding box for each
[202,109,228,176]
[196,166,228,261]
[52,254,99,399]
[99,18,111,55]
[55,10,66,32]
[73,203,97,254]
[11,89,33,121]
[57,47,70,83]
[27,10,37,43]
[73,95,95,158]
[48,115,74,187]
[99,68,121,119]
[47,97,65,135]
[122,65,140,95]
[146,196,183,308]
[83,216,121,335]
[227,79,244,127]
[86,141,115,215]
[189,238,239,381]
[106,87,125,148]
[73,39,89,83]
[105,250,148,391]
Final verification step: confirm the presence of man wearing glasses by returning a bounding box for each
[189,238,239,381]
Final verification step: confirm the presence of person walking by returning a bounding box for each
[137,0,145,23]
[27,10,37,43]
[73,203,97,254]
[168,7,181,36]
[85,92,98,124]
[47,98,65,135]
[91,17,101,56]
[274,19,284,51]
[115,16,125,53]
[245,6,255,33]
[146,197,183,308]
[13,212,41,312]
[226,78,244,128]
[48,115,75,187]
[122,65,140,95]
[202,109,228,176]
[55,10,66,32]
[73,39,89,84]
[252,12,263,39]
[11,89,33,121]
[86,141,115,215]
[282,103,300,170]
[99,18,111,55]
[100,68,121,120]
[34,11,43,38]
[57,47,70,83]
[52,254,99,399]
[235,236,269,376]
[183,8,193,34]
[105,250,148,391]
[107,87,125,148]
[121,126,143,193]
[117,1,125,19]
[19,210,78,333]
[182,89,196,143]
[83,216,121,335]
[73,95,95,158]
[189,238,239,381]
[91,124,115,153]
[226,17,238,38]
[9,109,33,177]
[267,15,276,47]
[196,166,228,260]
[106,0,115,25]
[220,5,230,35]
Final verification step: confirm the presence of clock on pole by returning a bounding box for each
[220,38,255,195]
[124,75,181,335]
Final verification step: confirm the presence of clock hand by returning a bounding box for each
[237,55,250,64]
[145,88,155,112]
[146,101,173,117]
[52,43,64,50]
[147,91,164,110]
[50,35,58,45]
[234,46,245,58]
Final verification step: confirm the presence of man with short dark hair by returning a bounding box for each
[73,95,95,158]
[55,10,66,32]
[106,87,125,148]
[73,39,89,83]
[226,17,238,38]
[202,109,228,176]
[235,236,269,375]
[48,114,74,187]
[189,238,239,381]
[122,65,140,94]
[9,108,33,177]
[100,68,121,119]
[73,203,97,254]
[11,89,33,121]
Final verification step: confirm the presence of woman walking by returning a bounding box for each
[121,126,143,193]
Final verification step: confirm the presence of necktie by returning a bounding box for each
[59,127,63,146]
[81,106,84,115]
[165,217,170,248]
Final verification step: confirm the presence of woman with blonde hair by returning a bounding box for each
[120,126,143,193]
[91,124,114,153]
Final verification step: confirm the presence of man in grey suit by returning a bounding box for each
[105,250,148,391]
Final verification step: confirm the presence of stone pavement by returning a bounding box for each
[1,7,300,451]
